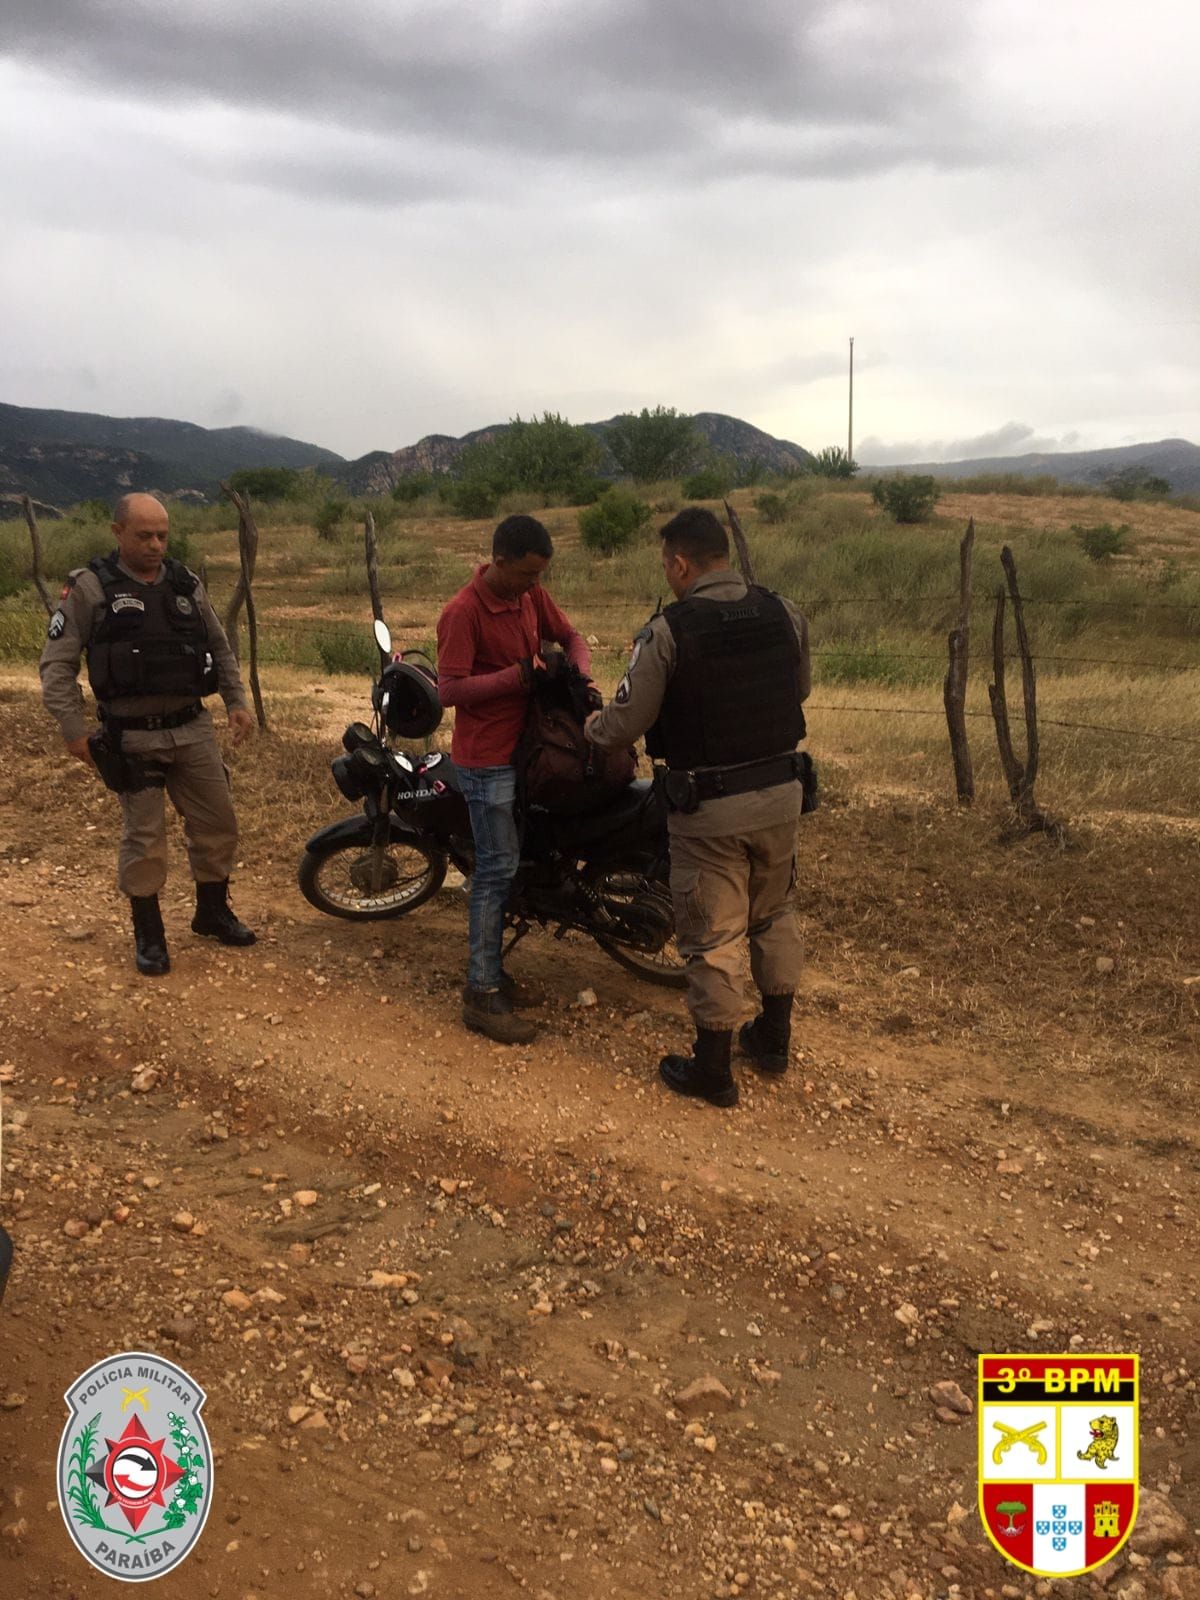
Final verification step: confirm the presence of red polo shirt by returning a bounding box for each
[436,565,591,767]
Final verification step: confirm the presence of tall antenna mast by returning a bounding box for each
[848,336,855,463]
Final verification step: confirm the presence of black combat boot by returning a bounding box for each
[192,880,256,946]
[130,894,170,976]
[739,992,794,1075]
[462,987,537,1045]
[659,1028,738,1108]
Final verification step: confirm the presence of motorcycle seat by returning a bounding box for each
[551,780,656,847]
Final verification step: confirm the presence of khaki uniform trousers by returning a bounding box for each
[670,816,802,1031]
[116,717,238,898]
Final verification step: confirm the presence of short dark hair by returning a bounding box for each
[660,506,729,564]
[493,514,553,562]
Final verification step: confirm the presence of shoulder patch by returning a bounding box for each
[47,609,66,640]
[615,674,631,705]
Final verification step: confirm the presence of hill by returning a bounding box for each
[335,411,815,493]
[864,437,1200,492]
[0,402,344,506]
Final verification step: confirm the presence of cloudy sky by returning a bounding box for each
[2,0,1197,462]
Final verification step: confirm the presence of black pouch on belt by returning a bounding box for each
[798,752,819,814]
[662,768,700,815]
[87,728,167,795]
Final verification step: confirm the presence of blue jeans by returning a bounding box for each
[457,764,520,991]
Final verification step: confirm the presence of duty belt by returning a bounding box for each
[679,751,804,803]
[100,702,203,732]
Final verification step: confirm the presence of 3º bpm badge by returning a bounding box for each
[57,1351,213,1582]
[978,1353,1138,1579]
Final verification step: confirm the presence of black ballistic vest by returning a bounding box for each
[86,553,216,703]
[646,585,805,770]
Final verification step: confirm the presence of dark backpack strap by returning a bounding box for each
[163,557,199,596]
[88,551,124,589]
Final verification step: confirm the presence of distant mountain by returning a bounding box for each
[863,438,1200,494]
[0,402,343,506]
[335,411,815,493]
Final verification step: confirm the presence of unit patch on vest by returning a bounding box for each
[47,609,66,640]
[111,596,145,614]
[175,595,193,615]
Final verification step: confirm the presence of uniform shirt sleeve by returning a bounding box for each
[536,588,592,678]
[587,617,675,751]
[781,598,812,703]
[195,580,250,713]
[38,571,96,744]
[435,599,524,708]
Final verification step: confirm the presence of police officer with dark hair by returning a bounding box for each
[586,506,811,1108]
[39,492,256,975]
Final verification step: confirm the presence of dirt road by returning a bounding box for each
[1,688,1197,1600]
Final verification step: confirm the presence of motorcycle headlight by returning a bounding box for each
[342,722,378,755]
[332,744,388,802]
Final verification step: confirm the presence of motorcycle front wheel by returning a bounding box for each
[298,838,448,920]
[586,867,688,990]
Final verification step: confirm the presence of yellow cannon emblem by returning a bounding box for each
[992,1419,1049,1466]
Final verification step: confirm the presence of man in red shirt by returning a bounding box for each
[437,515,593,1044]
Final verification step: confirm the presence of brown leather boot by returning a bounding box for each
[462,987,538,1045]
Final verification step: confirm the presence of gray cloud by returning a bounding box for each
[859,422,1085,467]
[2,0,1006,203]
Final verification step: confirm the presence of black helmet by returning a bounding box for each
[377,653,442,739]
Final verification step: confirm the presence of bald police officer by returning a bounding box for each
[586,506,811,1108]
[39,492,257,975]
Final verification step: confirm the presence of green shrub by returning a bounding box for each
[226,467,302,500]
[1105,465,1171,502]
[0,540,24,601]
[167,530,191,565]
[315,498,349,540]
[1074,522,1131,562]
[578,487,652,554]
[391,472,436,503]
[810,446,859,479]
[871,474,941,523]
[604,406,700,483]
[447,477,500,519]
[681,460,735,499]
[314,623,378,676]
[76,497,113,521]
[754,491,791,525]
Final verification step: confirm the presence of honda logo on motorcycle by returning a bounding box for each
[978,1354,1138,1578]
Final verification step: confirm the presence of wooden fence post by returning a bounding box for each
[20,494,55,615]
[943,518,975,803]
[219,484,259,658]
[219,482,267,729]
[723,498,758,587]
[987,544,1062,839]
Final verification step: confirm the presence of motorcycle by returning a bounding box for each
[298,621,687,989]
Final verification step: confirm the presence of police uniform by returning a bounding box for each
[39,550,255,970]
[587,568,811,1105]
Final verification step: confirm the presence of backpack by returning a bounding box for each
[517,652,637,815]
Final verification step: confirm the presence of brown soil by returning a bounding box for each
[0,686,1197,1600]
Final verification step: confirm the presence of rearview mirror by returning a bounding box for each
[373,619,392,656]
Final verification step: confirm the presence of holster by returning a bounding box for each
[798,752,819,815]
[88,728,167,795]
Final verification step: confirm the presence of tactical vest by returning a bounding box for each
[86,553,217,704]
[646,585,805,769]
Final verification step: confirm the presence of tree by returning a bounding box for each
[1105,464,1171,501]
[391,472,436,503]
[578,487,651,554]
[811,446,859,479]
[871,474,941,523]
[314,497,349,539]
[226,467,302,500]
[996,1500,1027,1536]
[605,406,700,483]
[454,413,602,507]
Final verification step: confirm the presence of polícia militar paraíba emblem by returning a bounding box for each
[58,1350,212,1582]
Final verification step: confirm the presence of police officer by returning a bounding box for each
[586,506,811,1108]
[39,492,256,975]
